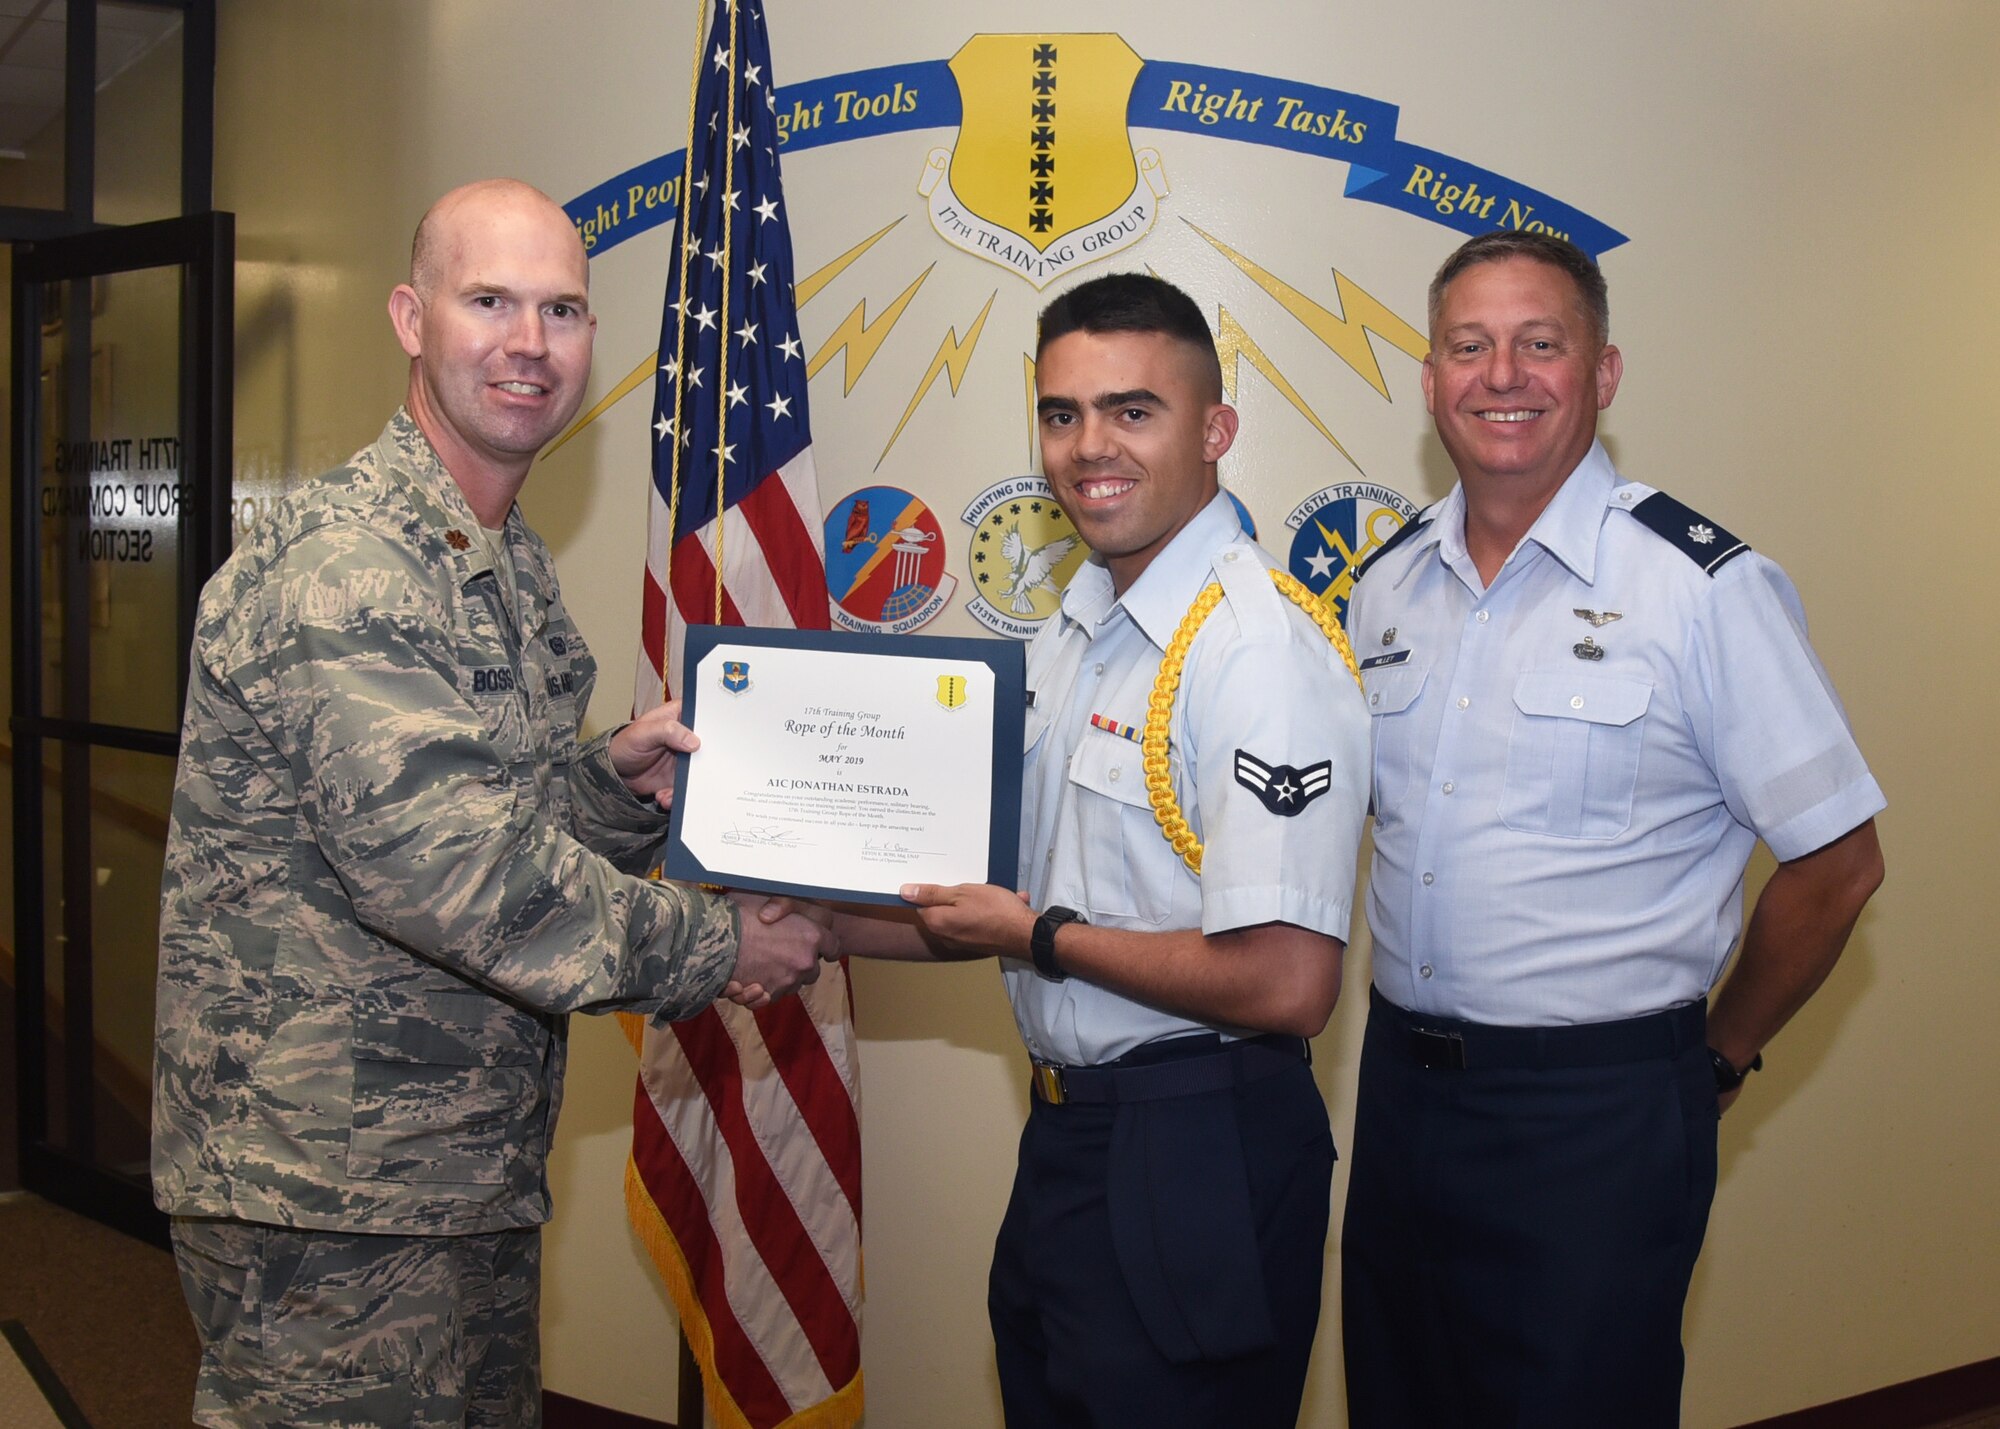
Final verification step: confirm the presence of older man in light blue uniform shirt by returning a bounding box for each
[836,272,1369,1427]
[1342,230,1885,1428]
[1357,439,1882,1022]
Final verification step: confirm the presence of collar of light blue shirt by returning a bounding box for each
[1059,491,1243,650]
[1421,439,1622,589]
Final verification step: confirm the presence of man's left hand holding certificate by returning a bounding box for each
[665,625,1025,905]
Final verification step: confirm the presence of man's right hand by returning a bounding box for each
[722,892,838,1009]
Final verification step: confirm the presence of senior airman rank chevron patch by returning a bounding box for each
[1234,749,1332,816]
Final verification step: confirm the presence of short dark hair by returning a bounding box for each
[1427,231,1609,348]
[1036,271,1223,399]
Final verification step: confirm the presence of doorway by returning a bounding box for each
[9,211,231,1244]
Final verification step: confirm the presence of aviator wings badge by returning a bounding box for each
[1573,608,1623,627]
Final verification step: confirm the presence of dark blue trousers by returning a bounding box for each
[989,1041,1335,1428]
[1341,994,1719,1429]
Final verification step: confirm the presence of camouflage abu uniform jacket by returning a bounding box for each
[154,410,737,1234]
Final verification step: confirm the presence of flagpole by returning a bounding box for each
[659,0,710,702]
[669,11,714,1417]
[677,1333,702,1429]
[710,0,741,623]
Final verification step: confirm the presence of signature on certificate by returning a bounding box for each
[859,836,941,864]
[720,824,810,849]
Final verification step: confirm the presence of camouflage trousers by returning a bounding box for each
[170,1216,541,1428]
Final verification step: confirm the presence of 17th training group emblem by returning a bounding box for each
[919,33,1168,288]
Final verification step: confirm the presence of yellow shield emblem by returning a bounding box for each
[936,674,969,711]
[947,34,1144,248]
[920,34,1166,286]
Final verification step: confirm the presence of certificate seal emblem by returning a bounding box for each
[721,660,751,693]
[823,485,958,634]
[961,476,1088,639]
[1282,481,1419,625]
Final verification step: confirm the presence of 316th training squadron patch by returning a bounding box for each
[1284,481,1419,626]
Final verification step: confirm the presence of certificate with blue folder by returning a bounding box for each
[664,624,1026,905]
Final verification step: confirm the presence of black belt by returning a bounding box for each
[1370,988,1705,1071]
[1030,1032,1308,1106]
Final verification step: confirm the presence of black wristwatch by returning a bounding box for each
[1030,906,1086,982]
[1708,1046,1763,1094]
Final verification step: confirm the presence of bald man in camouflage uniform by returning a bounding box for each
[154,180,832,1427]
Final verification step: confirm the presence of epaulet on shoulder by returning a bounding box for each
[1212,542,1283,622]
[1356,510,1432,582]
[1627,491,1751,576]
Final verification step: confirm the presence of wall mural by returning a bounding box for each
[560,33,1624,635]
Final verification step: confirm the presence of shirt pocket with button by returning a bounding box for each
[1065,731,1175,923]
[1363,663,1429,814]
[1500,670,1653,839]
[346,988,548,1185]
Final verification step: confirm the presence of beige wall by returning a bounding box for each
[45,0,1992,1423]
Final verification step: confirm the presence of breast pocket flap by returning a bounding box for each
[1066,730,1155,811]
[1364,664,1428,716]
[1512,671,1652,727]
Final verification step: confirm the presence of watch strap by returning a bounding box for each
[1709,1046,1763,1093]
[1031,906,1085,981]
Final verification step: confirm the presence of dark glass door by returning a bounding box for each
[9,211,231,1244]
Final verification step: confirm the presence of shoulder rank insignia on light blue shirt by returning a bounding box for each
[1234,749,1332,817]
[1630,493,1750,575]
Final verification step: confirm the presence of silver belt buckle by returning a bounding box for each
[1031,1061,1067,1105]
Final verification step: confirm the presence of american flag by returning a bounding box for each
[625,2,863,1425]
